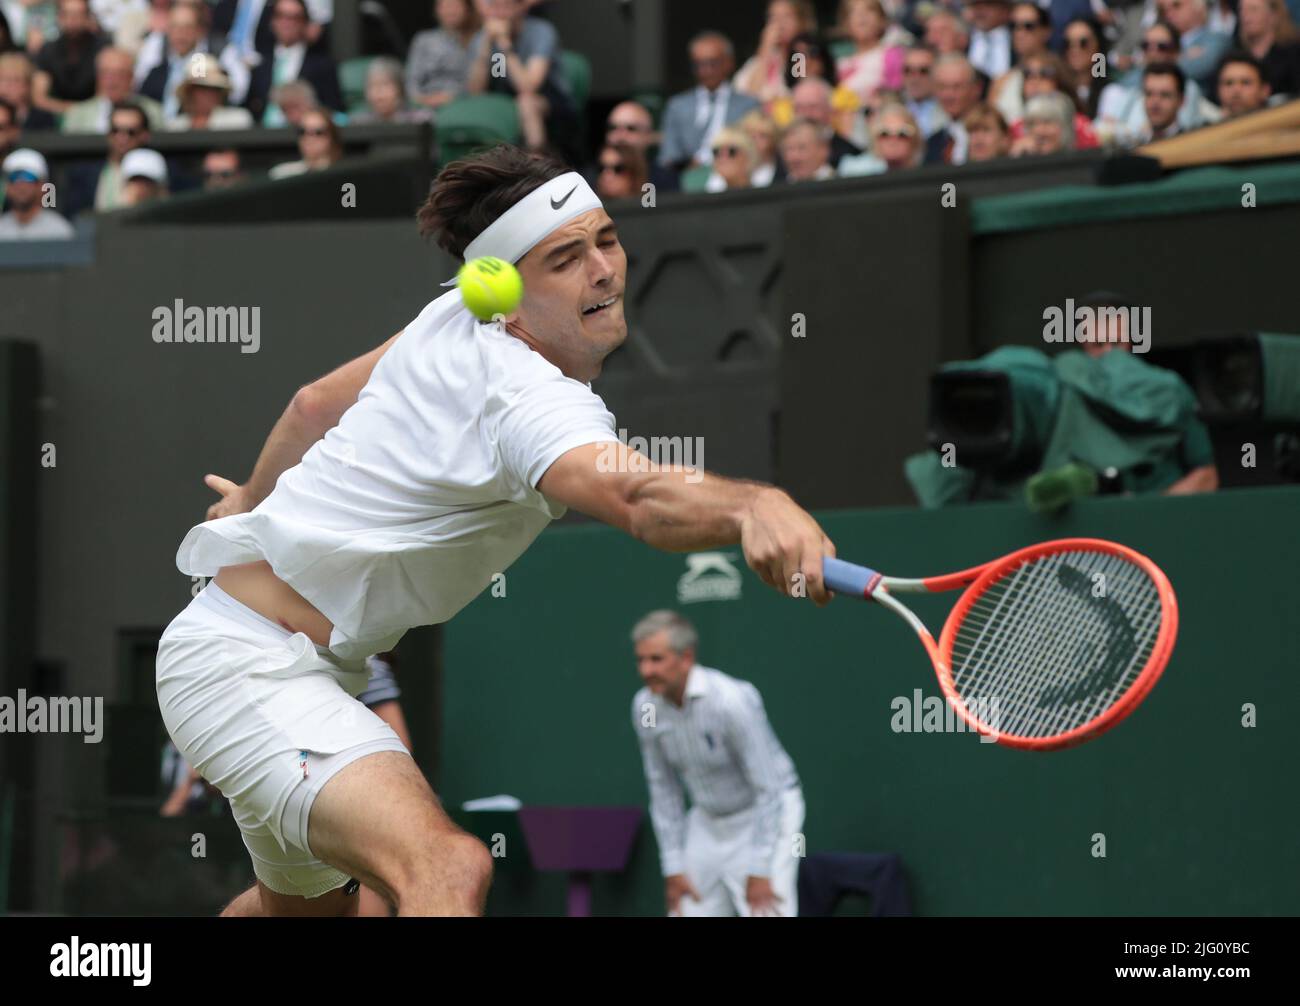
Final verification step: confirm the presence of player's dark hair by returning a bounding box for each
[416,144,569,259]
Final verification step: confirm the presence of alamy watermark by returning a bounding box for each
[596,429,704,484]
[1042,299,1151,354]
[0,691,104,743]
[152,299,261,353]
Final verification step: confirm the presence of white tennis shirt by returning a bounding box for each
[176,288,618,660]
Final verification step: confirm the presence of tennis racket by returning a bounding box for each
[822,538,1177,750]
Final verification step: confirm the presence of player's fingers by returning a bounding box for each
[204,473,238,496]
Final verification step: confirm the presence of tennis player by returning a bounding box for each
[155,145,835,918]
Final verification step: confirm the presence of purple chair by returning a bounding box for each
[518,806,644,917]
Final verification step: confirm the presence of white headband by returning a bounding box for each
[440,171,604,286]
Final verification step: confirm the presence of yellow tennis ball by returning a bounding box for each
[457,256,523,321]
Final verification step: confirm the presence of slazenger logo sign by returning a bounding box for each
[677,552,742,604]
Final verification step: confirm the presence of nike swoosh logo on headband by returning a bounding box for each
[550,185,579,210]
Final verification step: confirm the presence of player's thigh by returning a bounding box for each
[307,749,464,892]
[258,880,359,918]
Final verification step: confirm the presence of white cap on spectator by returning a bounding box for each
[3,148,50,180]
[122,148,169,185]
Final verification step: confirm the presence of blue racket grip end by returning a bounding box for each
[823,557,880,599]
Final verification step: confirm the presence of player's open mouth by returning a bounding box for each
[582,295,618,317]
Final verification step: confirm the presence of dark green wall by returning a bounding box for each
[442,486,1299,916]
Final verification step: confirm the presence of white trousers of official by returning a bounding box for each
[675,786,805,918]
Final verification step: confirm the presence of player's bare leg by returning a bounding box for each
[221,882,360,918]
[307,750,492,916]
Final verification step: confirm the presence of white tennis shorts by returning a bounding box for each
[156,582,409,898]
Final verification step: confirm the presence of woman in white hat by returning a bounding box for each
[166,53,254,131]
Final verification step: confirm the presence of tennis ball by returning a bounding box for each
[457,256,523,322]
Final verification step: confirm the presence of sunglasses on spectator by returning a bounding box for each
[204,169,239,180]
[1012,20,1041,31]
[904,64,931,76]
[712,145,744,158]
[1142,39,1176,51]
[1066,36,1095,49]
[110,124,142,136]
[297,126,329,137]
[7,170,40,183]
[875,125,916,139]
[1024,66,1058,79]
[599,161,627,174]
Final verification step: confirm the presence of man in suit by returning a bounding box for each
[245,0,342,124]
[924,54,983,165]
[657,31,759,175]
[138,1,206,119]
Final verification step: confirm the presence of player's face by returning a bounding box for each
[635,633,693,696]
[514,208,627,383]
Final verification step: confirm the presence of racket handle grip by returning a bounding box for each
[823,557,880,599]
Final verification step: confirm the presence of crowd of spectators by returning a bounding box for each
[2,0,1299,237]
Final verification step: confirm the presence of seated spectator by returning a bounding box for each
[1137,60,1187,140]
[738,108,784,185]
[62,44,162,132]
[212,0,329,64]
[963,100,1012,159]
[603,100,679,192]
[269,104,341,178]
[350,56,431,124]
[594,141,648,200]
[0,10,15,55]
[201,146,245,188]
[924,9,972,57]
[989,2,1050,123]
[965,0,1014,80]
[658,30,759,174]
[1043,0,1110,52]
[1236,0,1300,96]
[119,144,167,204]
[0,147,74,238]
[406,0,479,112]
[902,43,947,135]
[166,52,254,129]
[1011,90,1075,153]
[772,32,867,144]
[1215,50,1273,114]
[1094,19,1221,145]
[89,0,149,40]
[783,77,864,166]
[64,98,151,214]
[1007,52,1099,148]
[1062,17,1106,116]
[31,0,105,114]
[0,99,16,174]
[779,116,836,181]
[924,52,982,163]
[839,101,924,173]
[0,51,58,130]
[1166,0,1233,91]
[836,0,906,103]
[466,0,576,156]
[704,126,758,190]
[268,77,318,127]
[247,0,342,125]
[735,0,818,107]
[137,0,248,117]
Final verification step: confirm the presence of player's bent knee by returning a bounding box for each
[392,831,494,910]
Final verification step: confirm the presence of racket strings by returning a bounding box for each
[947,550,1164,739]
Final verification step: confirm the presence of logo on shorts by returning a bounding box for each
[677,552,742,604]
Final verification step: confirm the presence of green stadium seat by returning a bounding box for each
[680,164,713,194]
[340,56,375,110]
[558,50,592,112]
[829,38,856,61]
[435,93,522,166]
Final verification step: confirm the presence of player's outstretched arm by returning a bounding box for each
[203,332,402,519]
[537,441,835,604]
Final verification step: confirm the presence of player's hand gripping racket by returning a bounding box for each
[823,538,1177,750]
